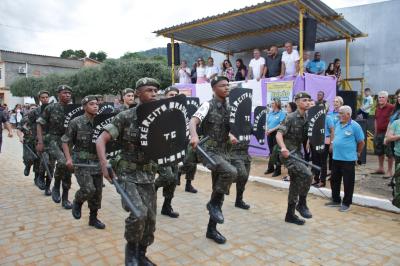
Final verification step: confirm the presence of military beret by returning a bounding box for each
[211,76,229,88]
[57,85,72,93]
[37,90,50,97]
[294,92,311,100]
[122,88,135,96]
[95,94,104,99]
[135,77,160,90]
[81,95,98,105]
[164,86,179,95]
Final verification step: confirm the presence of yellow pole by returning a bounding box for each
[299,8,305,75]
[346,38,350,80]
[171,35,175,85]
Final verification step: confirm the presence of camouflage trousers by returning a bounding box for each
[23,141,41,174]
[46,138,71,190]
[281,151,313,205]
[230,151,251,193]
[118,173,156,246]
[155,165,178,199]
[392,156,400,208]
[74,166,103,210]
[180,144,199,181]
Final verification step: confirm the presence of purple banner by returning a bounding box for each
[304,73,336,111]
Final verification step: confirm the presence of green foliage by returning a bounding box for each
[89,51,107,62]
[60,49,75,59]
[60,49,87,59]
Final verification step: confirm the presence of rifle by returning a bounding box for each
[23,144,39,160]
[40,152,53,180]
[194,136,217,170]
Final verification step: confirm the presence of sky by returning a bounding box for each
[0,0,389,58]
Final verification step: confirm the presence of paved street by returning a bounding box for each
[1,134,400,266]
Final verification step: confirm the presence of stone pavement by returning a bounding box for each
[1,134,400,266]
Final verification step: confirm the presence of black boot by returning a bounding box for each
[285,203,305,225]
[51,179,61,203]
[138,245,157,266]
[37,174,46,190]
[235,190,250,210]
[44,178,52,196]
[206,219,226,244]
[125,242,139,266]
[264,160,274,174]
[161,197,179,218]
[24,164,31,176]
[272,163,281,177]
[89,209,105,229]
[72,200,83,219]
[185,180,197,193]
[33,172,39,187]
[296,196,313,219]
[61,189,72,209]
[206,193,224,224]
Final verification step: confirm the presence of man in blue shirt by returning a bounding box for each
[306,52,326,75]
[326,106,365,212]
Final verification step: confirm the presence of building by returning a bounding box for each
[0,50,100,106]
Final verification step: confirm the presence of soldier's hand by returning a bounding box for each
[18,137,23,143]
[190,135,200,149]
[281,148,289,158]
[66,159,73,172]
[8,132,13,138]
[101,165,112,183]
[36,142,44,153]
[229,134,238,145]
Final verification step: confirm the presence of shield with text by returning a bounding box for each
[253,106,267,145]
[307,105,326,153]
[229,88,252,142]
[64,104,84,128]
[92,113,121,158]
[185,97,200,119]
[98,102,116,114]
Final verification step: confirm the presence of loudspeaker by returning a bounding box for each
[337,91,358,119]
[304,17,317,51]
[167,43,180,66]
[355,119,367,164]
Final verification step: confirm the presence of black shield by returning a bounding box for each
[64,104,84,128]
[253,106,267,145]
[229,88,252,142]
[137,94,188,165]
[98,102,116,114]
[185,97,200,119]
[92,113,121,158]
[307,105,326,153]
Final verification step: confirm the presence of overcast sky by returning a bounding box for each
[0,0,388,58]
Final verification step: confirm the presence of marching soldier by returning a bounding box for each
[61,95,105,229]
[117,88,135,112]
[36,85,73,209]
[189,76,238,244]
[276,92,313,225]
[96,78,160,266]
[155,86,180,218]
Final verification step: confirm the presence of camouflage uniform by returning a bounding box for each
[392,157,400,208]
[230,141,251,208]
[278,108,313,224]
[37,102,72,207]
[155,164,179,217]
[18,113,40,177]
[104,107,157,247]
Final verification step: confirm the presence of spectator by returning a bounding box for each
[264,98,286,176]
[205,57,219,81]
[235,59,247,81]
[280,41,300,78]
[248,49,265,81]
[373,91,395,177]
[303,51,311,73]
[325,63,335,76]
[177,60,191,84]
[316,91,329,110]
[389,89,400,123]
[334,58,342,90]
[191,63,197,84]
[326,105,365,212]
[357,88,373,119]
[264,45,281,78]
[0,106,13,152]
[328,96,344,125]
[306,52,326,75]
[221,59,235,81]
[196,58,207,84]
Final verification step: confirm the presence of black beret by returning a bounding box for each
[211,76,229,88]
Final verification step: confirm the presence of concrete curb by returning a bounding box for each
[197,165,400,213]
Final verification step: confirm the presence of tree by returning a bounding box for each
[74,50,86,59]
[60,49,87,59]
[96,51,107,62]
[89,52,97,60]
[60,49,75,59]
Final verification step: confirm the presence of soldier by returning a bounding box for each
[230,141,251,209]
[61,95,105,229]
[154,86,180,218]
[189,76,238,244]
[276,92,313,225]
[179,144,199,193]
[96,78,160,266]
[95,94,104,105]
[117,88,135,112]
[36,85,73,209]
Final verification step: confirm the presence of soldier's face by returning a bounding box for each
[58,90,71,104]
[296,98,310,110]
[213,80,229,99]
[123,93,135,105]
[39,94,49,104]
[165,91,178,98]
[137,86,158,103]
[84,100,99,115]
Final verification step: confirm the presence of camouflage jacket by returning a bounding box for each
[17,114,36,143]
[37,103,66,138]
[202,98,231,146]
[277,110,308,152]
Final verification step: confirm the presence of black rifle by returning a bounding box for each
[194,136,217,170]
[23,144,39,160]
[40,152,53,180]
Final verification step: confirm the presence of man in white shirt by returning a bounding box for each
[248,49,265,81]
[280,41,300,77]
[205,57,219,81]
[177,60,191,84]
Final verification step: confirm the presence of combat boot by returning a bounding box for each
[285,203,305,225]
[125,242,139,266]
[161,197,179,218]
[235,190,250,210]
[51,179,61,203]
[206,219,226,244]
[37,174,46,190]
[264,159,275,174]
[33,172,39,187]
[206,193,224,224]
[24,164,31,176]
[296,196,313,219]
[89,209,105,229]
[44,178,52,196]
[185,180,197,193]
[72,200,83,219]
[138,245,157,266]
[272,163,281,177]
[61,189,72,209]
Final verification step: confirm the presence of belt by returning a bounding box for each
[118,159,157,174]
[75,151,98,160]
[205,139,230,149]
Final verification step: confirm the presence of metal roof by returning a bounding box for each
[154,0,366,54]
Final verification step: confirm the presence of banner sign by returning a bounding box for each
[266,81,294,107]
